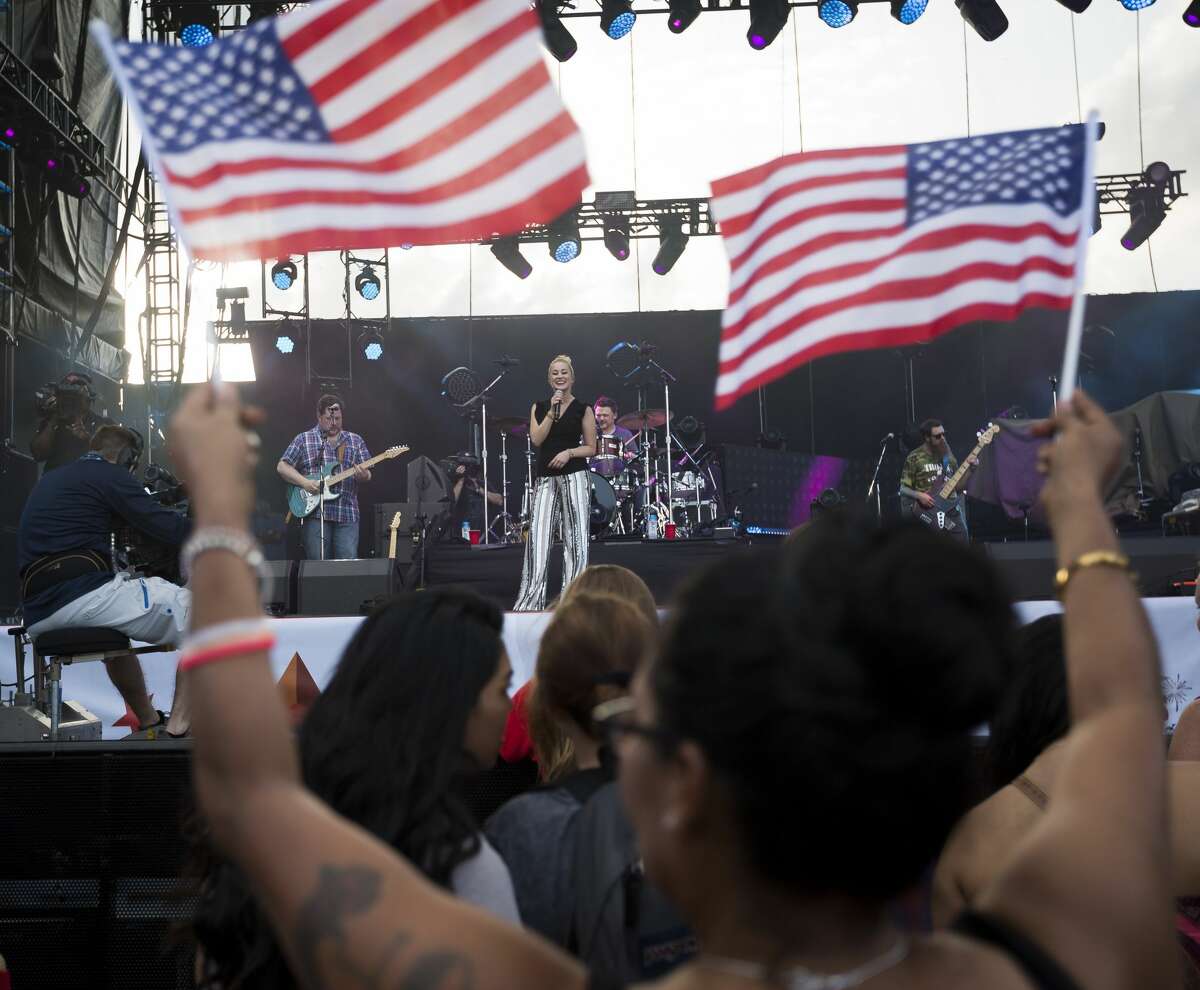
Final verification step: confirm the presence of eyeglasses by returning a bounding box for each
[592,696,677,749]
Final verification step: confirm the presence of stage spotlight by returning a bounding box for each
[271,260,297,291]
[247,1,286,21]
[548,208,581,263]
[600,0,637,38]
[890,0,929,22]
[1121,185,1166,251]
[536,0,577,61]
[44,152,89,199]
[490,237,532,279]
[1053,0,1091,11]
[819,0,858,27]
[747,0,790,49]
[956,0,1008,39]
[179,20,216,47]
[1119,0,1154,9]
[603,217,630,261]
[1143,161,1172,187]
[668,0,703,32]
[652,215,689,275]
[355,266,382,300]
[275,334,295,354]
[358,329,385,361]
[1186,0,1200,24]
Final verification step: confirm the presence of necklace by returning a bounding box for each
[697,935,909,990]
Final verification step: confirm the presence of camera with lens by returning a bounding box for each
[114,464,190,583]
[34,377,93,420]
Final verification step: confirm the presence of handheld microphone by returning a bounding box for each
[496,356,520,368]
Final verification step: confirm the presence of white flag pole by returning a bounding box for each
[1057,110,1099,405]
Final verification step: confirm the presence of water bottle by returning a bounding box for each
[461,520,471,542]
[645,505,660,541]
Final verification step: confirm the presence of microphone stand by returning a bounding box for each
[866,435,892,522]
[455,367,511,547]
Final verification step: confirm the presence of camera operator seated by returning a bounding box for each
[30,372,113,473]
[18,425,192,736]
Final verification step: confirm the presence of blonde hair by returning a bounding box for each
[528,591,656,782]
[560,564,657,625]
[547,354,575,377]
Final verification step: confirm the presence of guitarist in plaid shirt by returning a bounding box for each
[277,394,372,560]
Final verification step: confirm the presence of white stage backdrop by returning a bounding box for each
[5,600,1199,739]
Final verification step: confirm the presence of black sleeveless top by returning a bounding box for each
[534,398,588,477]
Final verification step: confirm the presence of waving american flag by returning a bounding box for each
[93,0,589,261]
[710,124,1088,410]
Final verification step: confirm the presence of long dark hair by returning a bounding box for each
[192,588,504,989]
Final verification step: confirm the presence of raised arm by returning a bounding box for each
[529,400,554,447]
[171,384,584,990]
[977,392,1176,989]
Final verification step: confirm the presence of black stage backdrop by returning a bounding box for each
[234,288,1200,554]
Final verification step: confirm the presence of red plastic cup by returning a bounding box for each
[469,529,482,545]
[664,523,677,540]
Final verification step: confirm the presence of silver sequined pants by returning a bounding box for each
[514,471,591,612]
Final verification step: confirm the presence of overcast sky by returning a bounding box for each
[118,0,1199,383]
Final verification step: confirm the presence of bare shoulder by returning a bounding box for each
[909,930,1040,988]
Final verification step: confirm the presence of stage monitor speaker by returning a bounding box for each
[372,502,423,561]
[407,455,449,506]
[720,445,870,531]
[297,559,400,616]
[262,560,297,615]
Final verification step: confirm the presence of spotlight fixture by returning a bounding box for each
[956,0,1008,40]
[819,0,858,27]
[600,0,637,38]
[355,266,382,300]
[1053,0,1091,11]
[247,1,286,21]
[178,19,217,47]
[358,329,385,361]
[747,0,790,49]
[603,217,630,261]
[1121,185,1166,251]
[1186,0,1200,24]
[271,259,298,291]
[1143,160,1172,187]
[490,237,532,279]
[548,208,582,263]
[652,215,689,275]
[44,151,89,199]
[890,0,930,22]
[275,333,295,354]
[668,0,703,32]
[1118,0,1154,9]
[536,0,577,61]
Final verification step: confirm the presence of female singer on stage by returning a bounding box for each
[514,355,597,612]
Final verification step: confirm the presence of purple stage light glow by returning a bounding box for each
[672,16,682,25]
[749,32,767,47]
[4,128,13,138]
[1121,235,1135,249]
[1188,10,1199,21]
[46,158,57,169]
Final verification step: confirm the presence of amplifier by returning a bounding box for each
[296,559,401,616]
[262,560,297,616]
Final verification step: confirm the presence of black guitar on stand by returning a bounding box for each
[900,424,999,533]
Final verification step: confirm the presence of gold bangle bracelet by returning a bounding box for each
[1053,550,1134,599]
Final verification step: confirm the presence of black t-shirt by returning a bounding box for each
[534,398,588,477]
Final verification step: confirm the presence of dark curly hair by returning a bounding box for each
[653,513,1018,901]
[192,588,504,989]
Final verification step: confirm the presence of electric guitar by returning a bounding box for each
[901,424,998,533]
[387,511,403,560]
[287,445,409,519]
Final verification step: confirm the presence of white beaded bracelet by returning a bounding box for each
[180,526,267,586]
[182,618,273,654]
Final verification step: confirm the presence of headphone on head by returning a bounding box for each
[117,427,144,473]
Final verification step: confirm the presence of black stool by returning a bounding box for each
[8,626,176,741]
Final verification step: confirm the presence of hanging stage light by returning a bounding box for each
[548,208,582,263]
[652,215,689,275]
[178,8,218,48]
[818,0,858,27]
[747,0,790,49]
[1052,0,1091,12]
[490,237,533,279]
[1121,186,1166,251]
[600,0,637,38]
[271,260,298,291]
[1186,0,1200,24]
[44,151,89,199]
[537,0,577,61]
[1118,0,1154,9]
[890,0,930,22]
[956,0,1008,40]
[355,266,382,300]
[275,333,296,354]
[603,217,631,261]
[668,0,703,32]
[358,329,385,361]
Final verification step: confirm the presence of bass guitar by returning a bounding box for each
[901,424,998,533]
[287,445,409,519]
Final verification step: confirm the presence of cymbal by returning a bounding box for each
[492,416,529,435]
[617,409,672,431]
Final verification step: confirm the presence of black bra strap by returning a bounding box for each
[952,909,1080,990]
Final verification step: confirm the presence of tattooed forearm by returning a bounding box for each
[291,864,475,990]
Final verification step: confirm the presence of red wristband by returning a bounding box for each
[179,634,276,672]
